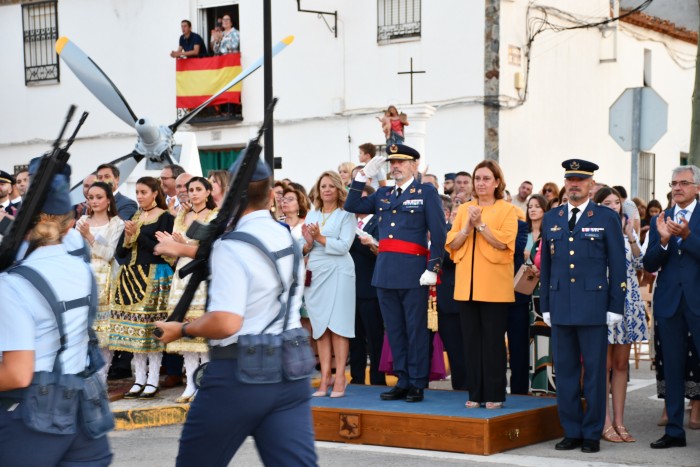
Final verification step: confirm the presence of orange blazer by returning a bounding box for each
[445,199,518,302]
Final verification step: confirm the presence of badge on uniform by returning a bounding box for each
[558,209,564,217]
[587,211,594,217]
[550,240,555,256]
[380,198,390,204]
[550,225,561,232]
[620,282,627,289]
[409,187,416,194]
[417,189,422,194]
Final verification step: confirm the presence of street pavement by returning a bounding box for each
[108,363,700,466]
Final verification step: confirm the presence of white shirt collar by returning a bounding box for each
[674,199,697,217]
[568,198,590,216]
[10,196,22,205]
[396,177,414,193]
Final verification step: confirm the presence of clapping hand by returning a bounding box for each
[468,206,482,226]
[124,220,137,239]
[655,213,672,244]
[666,216,690,242]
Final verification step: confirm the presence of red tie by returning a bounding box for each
[358,220,364,229]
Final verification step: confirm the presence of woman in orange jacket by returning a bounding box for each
[445,160,518,409]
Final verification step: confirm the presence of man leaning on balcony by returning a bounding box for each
[170,19,208,59]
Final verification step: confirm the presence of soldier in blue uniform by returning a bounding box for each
[539,159,626,453]
[155,158,317,467]
[345,144,446,402]
[0,163,113,466]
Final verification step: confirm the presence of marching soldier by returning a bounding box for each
[345,144,446,402]
[539,159,626,453]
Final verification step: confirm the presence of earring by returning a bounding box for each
[151,200,157,209]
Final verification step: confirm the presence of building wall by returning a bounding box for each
[499,0,695,202]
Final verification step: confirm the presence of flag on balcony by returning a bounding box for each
[176,53,242,108]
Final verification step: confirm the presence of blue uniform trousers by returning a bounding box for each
[437,312,468,391]
[0,401,111,467]
[507,301,531,395]
[377,287,430,389]
[656,294,700,439]
[349,297,386,385]
[551,324,607,440]
[176,359,317,467]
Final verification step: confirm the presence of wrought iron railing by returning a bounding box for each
[377,0,421,43]
[22,1,60,85]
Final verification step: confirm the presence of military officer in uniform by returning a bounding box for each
[539,159,626,453]
[155,158,317,467]
[345,144,446,402]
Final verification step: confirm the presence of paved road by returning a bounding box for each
[108,365,700,466]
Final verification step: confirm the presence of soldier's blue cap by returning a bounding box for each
[28,156,73,215]
[386,144,420,161]
[562,159,599,179]
[228,156,272,182]
[0,170,14,185]
[444,173,456,181]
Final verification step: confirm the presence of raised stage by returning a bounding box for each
[311,385,562,455]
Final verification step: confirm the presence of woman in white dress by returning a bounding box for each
[164,177,218,403]
[75,181,125,383]
[303,171,356,398]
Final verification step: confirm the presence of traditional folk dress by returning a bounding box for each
[79,215,125,347]
[109,210,174,353]
[165,208,218,354]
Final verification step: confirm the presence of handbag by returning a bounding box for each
[223,231,315,384]
[514,264,538,295]
[8,265,114,438]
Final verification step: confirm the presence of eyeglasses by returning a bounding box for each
[543,189,553,193]
[281,197,297,203]
[669,180,696,188]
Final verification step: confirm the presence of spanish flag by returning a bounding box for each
[176,53,242,108]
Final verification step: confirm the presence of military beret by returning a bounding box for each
[228,155,272,182]
[28,156,73,215]
[0,170,14,185]
[386,144,420,161]
[562,159,599,179]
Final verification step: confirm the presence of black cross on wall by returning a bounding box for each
[397,58,426,105]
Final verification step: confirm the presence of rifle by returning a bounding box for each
[154,97,278,335]
[0,106,89,271]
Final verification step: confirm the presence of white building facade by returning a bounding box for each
[0,0,695,202]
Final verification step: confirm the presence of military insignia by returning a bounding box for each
[380,198,390,204]
[409,187,416,193]
[550,241,555,256]
[417,189,422,194]
[558,209,564,217]
[620,282,627,289]
[339,413,361,439]
[570,161,580,170]
[389,144,398,154]
[587,211,594,217]
[550,225,561,232]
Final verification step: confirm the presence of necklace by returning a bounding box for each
[143,205,157,212]
[320,208,335,227]
[193,206,208,216]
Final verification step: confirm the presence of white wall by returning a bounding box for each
[499,0,695,201]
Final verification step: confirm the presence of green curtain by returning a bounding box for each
[199,149,242,175]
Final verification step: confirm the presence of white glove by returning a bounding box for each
[419,270,438,286]
[362,155,387,178]
[606,312,623,326]
[542,312,551,327]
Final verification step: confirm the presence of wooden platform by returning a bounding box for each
[311,385,563,455]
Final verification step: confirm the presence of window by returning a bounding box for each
[22,1,60,85]
[377,0,421,44]
[639,152,655,202]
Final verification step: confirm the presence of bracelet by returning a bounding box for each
[181,323,193,339]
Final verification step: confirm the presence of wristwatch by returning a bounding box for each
[181,323,193,339]
[477,224,487,233]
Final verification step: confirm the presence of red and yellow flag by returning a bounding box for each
[176,53,242,108]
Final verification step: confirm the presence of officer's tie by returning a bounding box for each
[568,207,580,232]
[676,209,689,244]
[396,187,403,198]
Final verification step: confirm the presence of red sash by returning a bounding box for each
[378,238,429,256]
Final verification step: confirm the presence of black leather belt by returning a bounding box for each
[209,344,238,360]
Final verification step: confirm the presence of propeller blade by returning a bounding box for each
[56,37,138,129]
[170,35,294,132]
[69,152,144,205]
